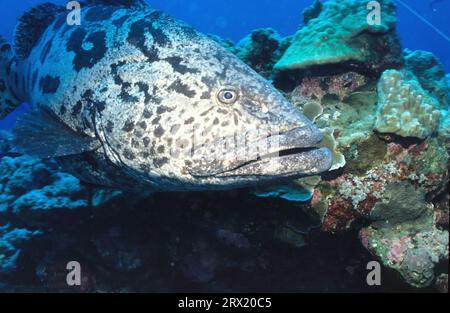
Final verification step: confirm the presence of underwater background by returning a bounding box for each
[0,0,449,292]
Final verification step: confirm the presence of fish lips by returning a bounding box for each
[215,147,332,178]
[189,124,333,178]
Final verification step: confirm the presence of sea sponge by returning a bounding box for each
[374,70,441,139]
[275,0,402,73]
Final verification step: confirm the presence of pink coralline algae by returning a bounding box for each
[386,236,411,265]
[314,138,448,234]
[292,72,366,102]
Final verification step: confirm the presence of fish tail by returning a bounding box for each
[0,35,22,120]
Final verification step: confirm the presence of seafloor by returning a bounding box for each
[0,0,449,292]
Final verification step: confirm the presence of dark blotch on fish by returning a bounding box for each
[135,82,151,103]
[165,56,199,74]
[111,61,126,85]
[154,157,169,167]
[67,29,107,71]
[184,117,194,124]
[122,120,135,132]
[152,116,161,125]
[200,91,211,99]
[113,15,128,28]
[154,125,164,137]
[123,149,136,160]
[72,101,82,116]
[168,79,196,98]
[142,109,152,119]
[119,82,139,103]
[157,145,165,153]
[127,19,163,61]
[156,105,173,114]
[138,121,147,130]
[39,75,60,94]
[59,104,66,115]
[106,121,114,133]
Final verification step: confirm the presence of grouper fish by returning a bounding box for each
[0,0,332,192]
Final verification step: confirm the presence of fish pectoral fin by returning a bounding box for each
[12,109,102,159]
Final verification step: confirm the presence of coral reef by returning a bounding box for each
[374,70,442,139]
[360,218,448,288]
[274,0,403,73]
[0,224,42,274]
[235,28,287,78]
[210,28,291,79]
[0,0,449,293]
[404,49,449,108]
[302,0,323,25]
[227,10,449,288]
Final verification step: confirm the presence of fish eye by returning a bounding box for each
[217,88,239,104]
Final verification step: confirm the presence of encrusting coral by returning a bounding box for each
[274,0,403,73]
[374,70,442,139]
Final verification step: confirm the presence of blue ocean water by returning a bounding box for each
[0,0,449,130]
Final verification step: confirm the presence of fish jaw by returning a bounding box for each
[188,123,333,180]
[214,147,332,178]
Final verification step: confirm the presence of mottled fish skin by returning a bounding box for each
[9,3,332,191]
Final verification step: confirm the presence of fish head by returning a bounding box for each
[174,46,333,189]
[100,17,332,191]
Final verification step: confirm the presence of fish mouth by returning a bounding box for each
[213,146,332,178]
[189,125,333,179]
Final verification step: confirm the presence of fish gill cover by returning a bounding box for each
[0,0,449,293]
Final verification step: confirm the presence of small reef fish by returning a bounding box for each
[0,0,332,192]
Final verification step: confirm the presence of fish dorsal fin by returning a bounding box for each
[82,0,148,8]
[13,108,101,159]
[14,3,65,59]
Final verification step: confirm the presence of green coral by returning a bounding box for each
[275,0,401,71]
[345,135,387,175]
[311,87,378,148]
[414,139,449,175]
[374,70,442,139]
[370,182,428,227]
